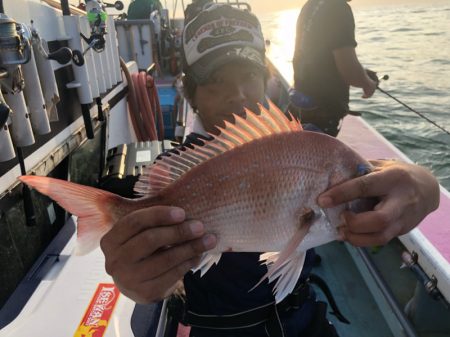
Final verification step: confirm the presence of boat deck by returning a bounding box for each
[314,241,396,337]
[2,86,449,337]
[339,115,450,304]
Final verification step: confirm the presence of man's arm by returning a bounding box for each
[333,47,377,98]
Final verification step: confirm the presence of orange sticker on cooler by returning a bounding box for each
[74,283,120,337]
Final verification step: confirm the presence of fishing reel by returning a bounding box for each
[0,13,32,93]
[77,0,123,11]
[103,1,124,11]
[80,0,109,54]
[29,21,75,66]
[0,14,31,67]
[0,15,31,144]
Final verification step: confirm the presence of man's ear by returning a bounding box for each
[186,96,197,111]
[187,96,195,109]
[181,73,198,109]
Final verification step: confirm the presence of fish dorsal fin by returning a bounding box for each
[134,100,302,196]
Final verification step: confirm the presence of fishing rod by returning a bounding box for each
[377,75,450,137]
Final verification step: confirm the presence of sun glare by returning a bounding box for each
[260,9,299,85]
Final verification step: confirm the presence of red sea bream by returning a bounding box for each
[19,102,373,302]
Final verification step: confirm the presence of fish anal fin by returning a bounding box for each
[251,210,313,302]
[272,251,306,303]
[192,253,222,276]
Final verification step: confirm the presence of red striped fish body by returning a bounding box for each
[20,102,372,302]
[157,131,363,253]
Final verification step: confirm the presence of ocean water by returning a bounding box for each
[260,4,450,189]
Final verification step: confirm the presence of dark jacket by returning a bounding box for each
[293,0,357,114]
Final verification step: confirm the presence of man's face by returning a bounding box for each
[192,61,266,134]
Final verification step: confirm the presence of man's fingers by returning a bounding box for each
[340,230,392,247]
[340,208,395,234]
[339,202,401,246]
[318,168,401,208]
[369,159,392,167]
[105,235,216,296]
[119,220,208,262]
[101,206,185,251]
[127,257,200,304]
[318,173,378,207]
[136,234,216,282]
[116,237,215,303]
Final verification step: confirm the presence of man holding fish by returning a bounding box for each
[20,2,440,337]
[97,3,440,337]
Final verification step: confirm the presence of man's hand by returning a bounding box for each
[100,206,217,303]
[365,69,379,85]
[362,69,379,99]
[317,160,440,247]
[333,48,378,99]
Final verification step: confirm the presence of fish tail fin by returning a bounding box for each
[19,175,126,255]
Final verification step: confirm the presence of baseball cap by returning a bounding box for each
[182,3,266,84]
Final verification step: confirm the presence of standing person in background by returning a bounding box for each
[290,0,378,136]
[127,0,162,19]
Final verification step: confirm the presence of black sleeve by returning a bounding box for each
[325,1,357,50]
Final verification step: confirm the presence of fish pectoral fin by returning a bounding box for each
[192,253,222,276]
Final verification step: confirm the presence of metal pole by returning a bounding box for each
[17,148,37,227]
[60,0,71,16]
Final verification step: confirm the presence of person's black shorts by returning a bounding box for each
[288,104,346,137]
